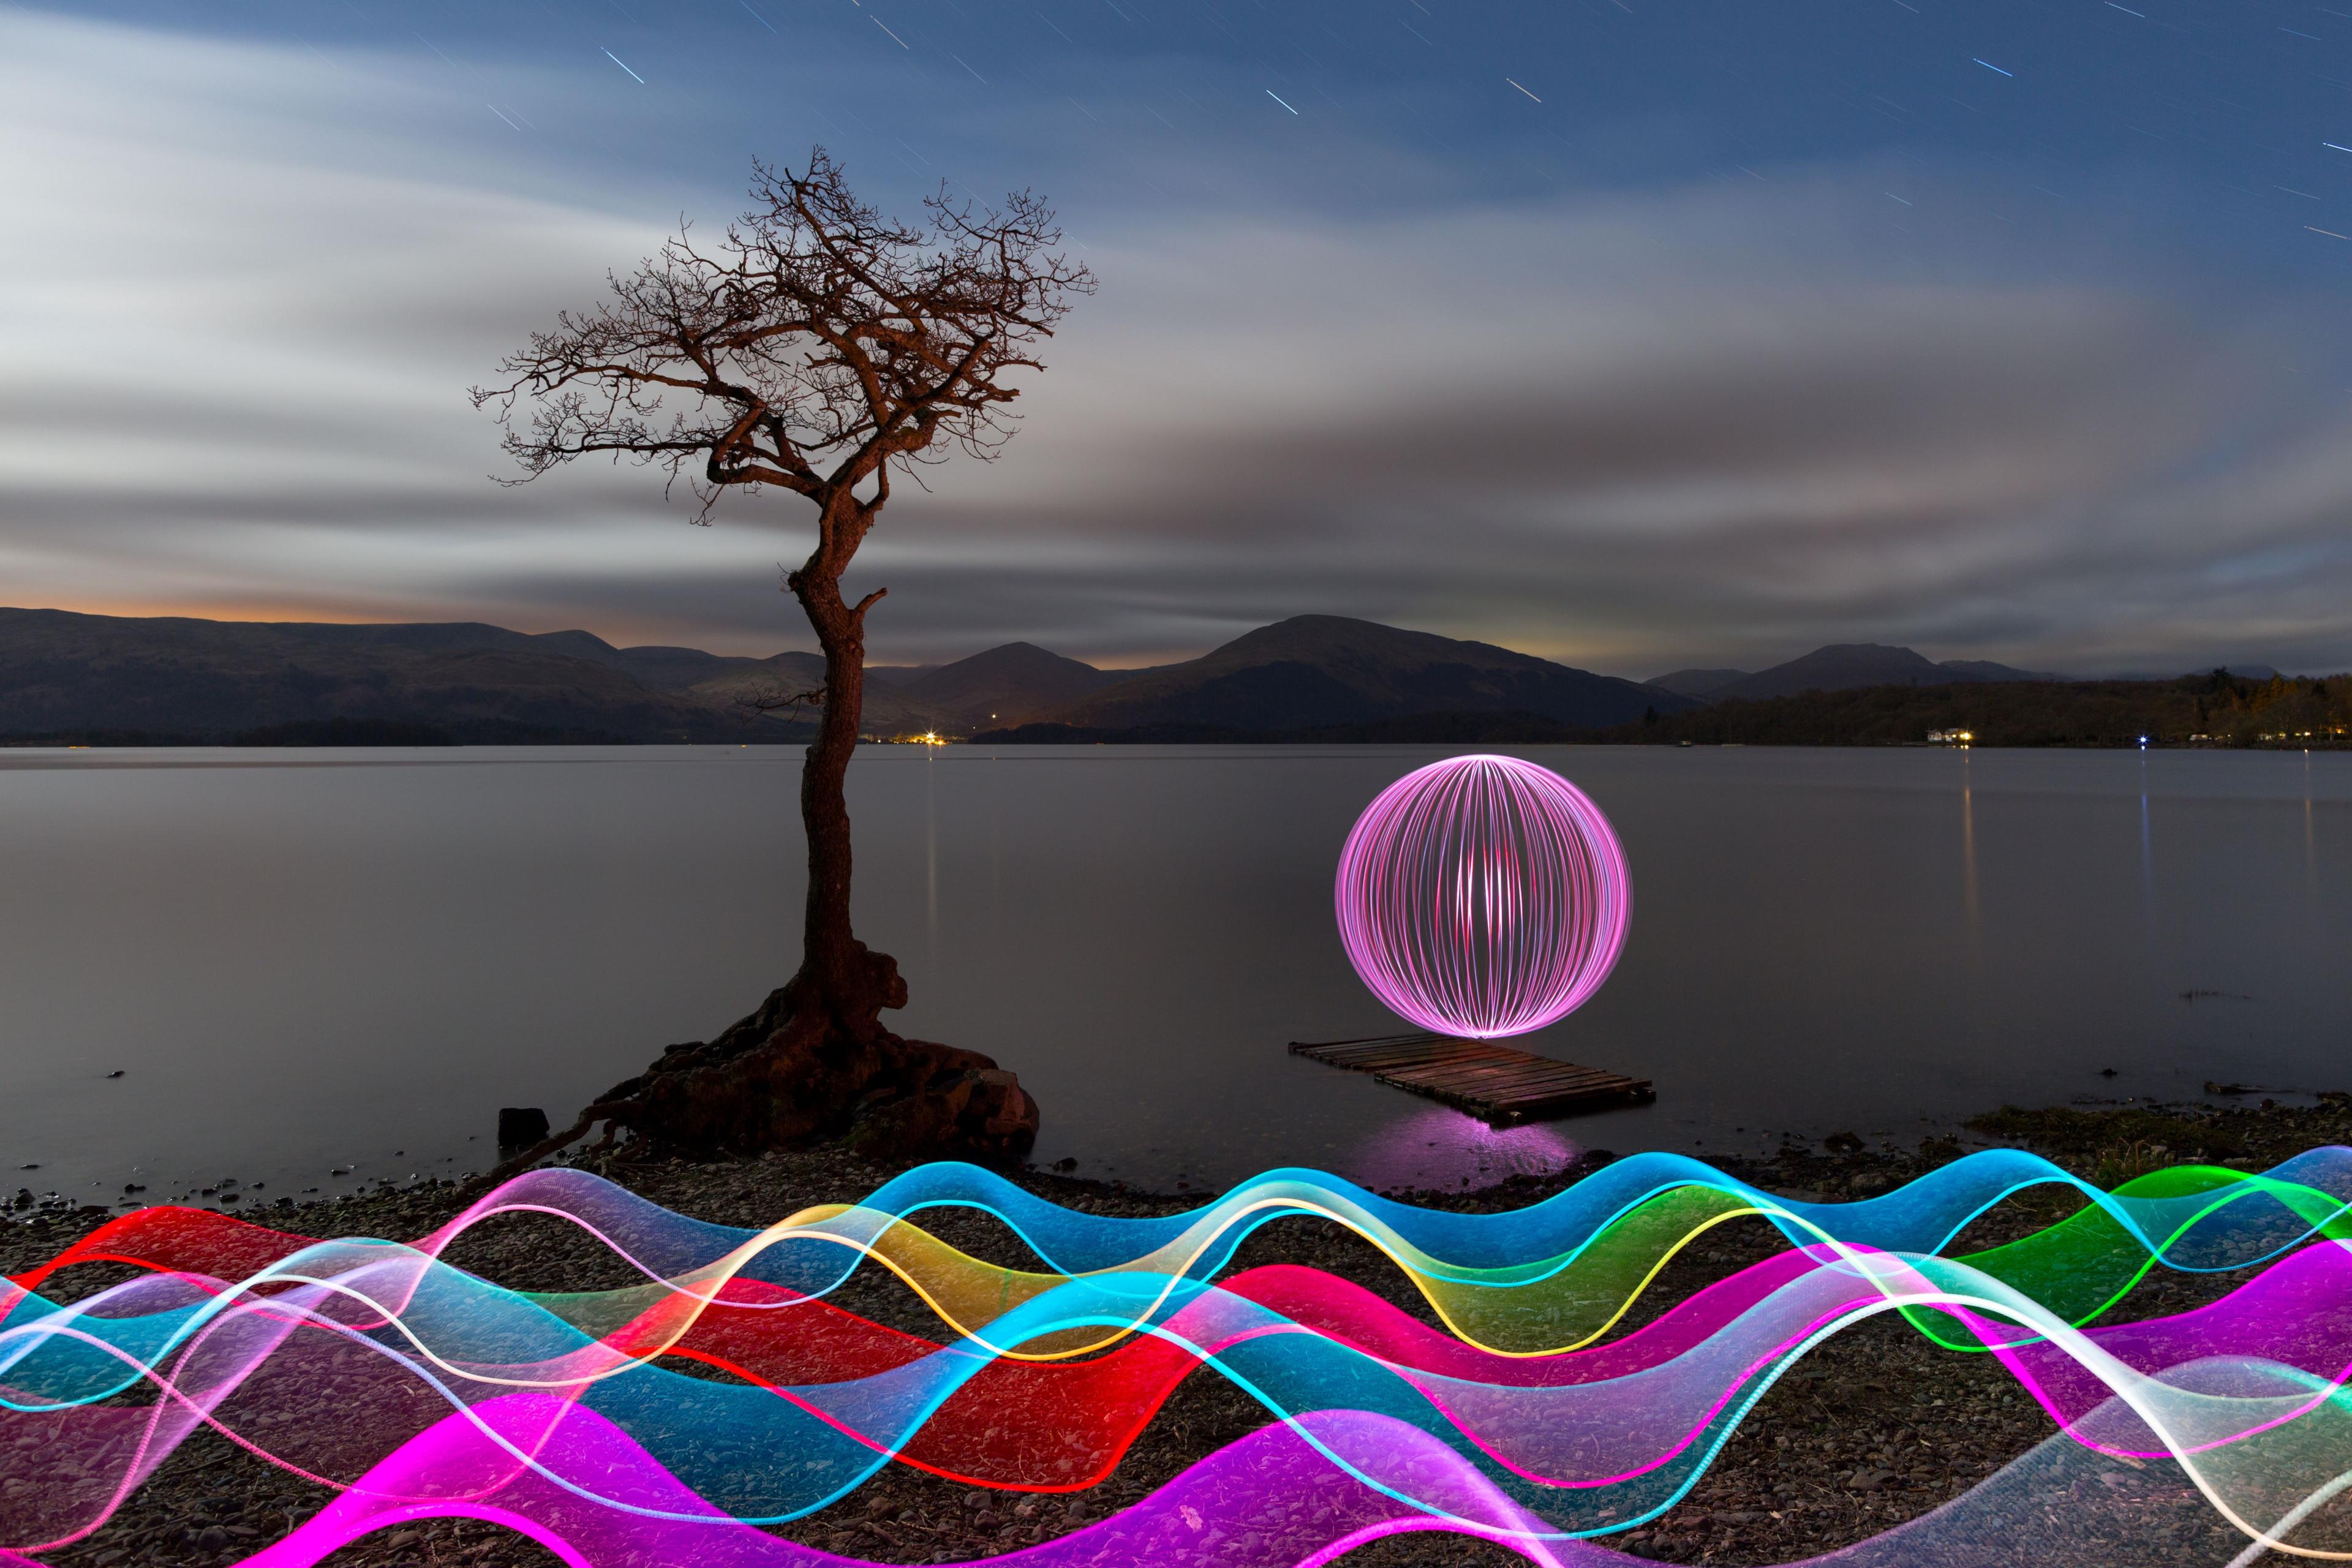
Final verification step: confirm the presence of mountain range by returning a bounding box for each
[875,641,1135,727]
[0,608,1684,743]
[1023,617,1677,733]
[1651,644,2065,702]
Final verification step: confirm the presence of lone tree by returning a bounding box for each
[476,151,1090,1166]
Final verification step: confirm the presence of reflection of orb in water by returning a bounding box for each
[1336,755,1629,1039]
[1344,1104,1582,1192]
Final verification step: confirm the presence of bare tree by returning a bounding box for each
[475,151,1090,1163]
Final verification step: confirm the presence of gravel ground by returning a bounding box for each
[9,1091,2345,1568]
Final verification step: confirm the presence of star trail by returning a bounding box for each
[3,0,2350,673]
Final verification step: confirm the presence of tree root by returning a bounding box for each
[491,963,1038,1183]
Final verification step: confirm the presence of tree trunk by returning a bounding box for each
[492,497,1038,1177]
[780,533,905,1037]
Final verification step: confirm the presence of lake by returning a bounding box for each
[2,743,2346,1208]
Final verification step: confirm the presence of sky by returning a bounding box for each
[4,1,2352,677]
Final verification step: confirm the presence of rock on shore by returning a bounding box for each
[575,979,1040,1166]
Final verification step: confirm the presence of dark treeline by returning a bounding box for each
[18,673,2347,750]
[977,671,2352,749]
[1627,670,2349,748]
[972,712,1595,745]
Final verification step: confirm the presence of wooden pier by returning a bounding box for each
[1287,1031,1653,1125]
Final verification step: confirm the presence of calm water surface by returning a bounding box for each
[1,744,2346,1207]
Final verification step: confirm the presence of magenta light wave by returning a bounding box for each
[1336,755,1630,1039]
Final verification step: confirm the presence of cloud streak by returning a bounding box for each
[4,9,2350,675]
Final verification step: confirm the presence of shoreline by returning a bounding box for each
[13,1093,2348,1567]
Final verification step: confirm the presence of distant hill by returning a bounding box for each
[530,632,768,691]
[0,607,785,744]
[1713,644,1961,700]
[18,606,1696,745]
[683,653,960,737]
[1936,658,2065,683]
[39,607,2285,752]
[1690,644,2068,702]
[1042,616,1687,733]
[1649,667,1750,699]
[863,663,943,689]
[900,642,1128,728]
[1,608,1686,744]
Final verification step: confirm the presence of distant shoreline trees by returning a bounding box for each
[1589,669,2351,750]
[968,671,2352,749]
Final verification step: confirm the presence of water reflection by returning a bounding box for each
[924,747,939,972]
[5,744,2351,1198]
[1960,753,1980,967]
[1341,1102,1583,1192]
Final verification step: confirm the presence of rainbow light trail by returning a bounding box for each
[1336,755,1630,1038]
[2,1150,2352,1562]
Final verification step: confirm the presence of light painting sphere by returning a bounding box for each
[1335,755,1630,1039]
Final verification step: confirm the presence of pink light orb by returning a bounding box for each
[1335,755,1630,1040]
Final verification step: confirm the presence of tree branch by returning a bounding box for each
[480,145,1093,615]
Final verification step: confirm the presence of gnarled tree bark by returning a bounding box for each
[475,152,1088,1174]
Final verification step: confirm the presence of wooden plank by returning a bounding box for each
[1414,1060,1618,1089]
[1439,1062,1627,1086]
[1471,1070,1636,1098]
[1303,1046,1449,1066]
[1295,1036,1448,1060]
[1490,1080,1651,1107]
[1492,1068,1649,1091]
[1486,1086,1656,1109]
[1393,1055,1609,1085]
[1396,1072,1640,1107]
[1308,1048,1453,1072]
[1308,1037,1457,1061]
[1352,1050,1521,1075]
[1491,1080,1649,1106]
[1390,1070,1592,1098]
[1436,1083,1624,1111]
[1288,1032,1440,1055]
[1487,1071,1634,1095]
[1382,1053,1627,1090]
[1319,1044,1509,1071]
[1288,1030,1651,1125]
[1491,1079,1649,1107]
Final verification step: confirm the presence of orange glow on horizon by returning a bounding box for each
[5,595,782,656]
[13,594,419,628]
[9,598,1656,679]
